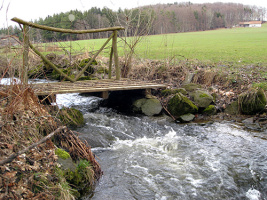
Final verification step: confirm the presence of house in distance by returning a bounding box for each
[239,21,263,28]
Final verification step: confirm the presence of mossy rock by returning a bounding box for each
[58,107,85,128]
[55,148,71,160]
[96,66,109,74]
[161,88,187,96]
[133,98,162,116]
[238,89,267,115]
[182,83,202,92]
[79,58,97,75]
[49,68,73,81]
[28,64,44,79]
[167,93,198,118]
[178,113,195,122]
[191,90,213,108]
[56,159,94,198]
[225,101,240,115]
[203,105,217,115]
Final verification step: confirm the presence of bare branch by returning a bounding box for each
[0,126,67,166]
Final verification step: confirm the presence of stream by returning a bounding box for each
[56,92,267,200]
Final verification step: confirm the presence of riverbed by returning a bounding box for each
[56,93,267,200]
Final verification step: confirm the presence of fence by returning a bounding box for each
[11,17,125,83]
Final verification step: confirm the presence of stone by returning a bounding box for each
[79,58,97,75]
[191,90,213,108]
[183,72,194,85]
[133,98,162,116]
[238,89,267,115]
[167,93,198,118]
[225,101,240,115]
[242,117,261,131]
[161,88,187,96]
[203,105,217,115]
[178,113,195,122]
[182,83,202,92]
[58,107,85,128]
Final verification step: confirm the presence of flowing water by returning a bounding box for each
[56,93,267,200]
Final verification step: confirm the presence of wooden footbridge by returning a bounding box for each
[3,18,166,99]
[31,79,166,99]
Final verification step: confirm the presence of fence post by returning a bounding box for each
[112,30,120,80]
[22,25,29,84]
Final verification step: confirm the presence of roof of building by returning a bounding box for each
[239,21,262,25]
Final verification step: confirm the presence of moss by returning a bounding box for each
[182,83,202,92]
[63,160,94,196]
[225,101,240,115]
[211,93,217,102]
[253,82,267,91]
[191,90,213,108]
[203,105,217,115]
[238,89,267,115]
[96,66,109,74]
[55,167,79,199]
[161,88,187,96]
[55,148,71,160]
[199,93,210,98]
[58,107,85,128]
[79,58,97,75]
[50,68,72,81]
[167,93,198,117]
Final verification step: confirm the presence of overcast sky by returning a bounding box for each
[1,0,266,28]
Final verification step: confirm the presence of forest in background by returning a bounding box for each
[0,2,266,42]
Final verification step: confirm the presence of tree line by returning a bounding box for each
[0,2,266,42]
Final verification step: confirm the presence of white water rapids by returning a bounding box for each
[56,93,267,200]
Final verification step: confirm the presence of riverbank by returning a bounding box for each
[0,84,102,199]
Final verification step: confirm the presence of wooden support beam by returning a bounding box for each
[29,42,76,82]
[101,91,109,99]
[22,25,29,84]
[12,17,124,34]
[112,30,120,80]
[108,47,113,79]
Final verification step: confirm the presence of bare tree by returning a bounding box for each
[117,7,155,78]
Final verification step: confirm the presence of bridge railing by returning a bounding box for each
[11,17,125,83]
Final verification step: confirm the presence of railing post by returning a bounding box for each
[112,30,120,80]
[22,25,29,84]
[108,47,113,79]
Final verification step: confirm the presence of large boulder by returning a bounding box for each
[133,97,162,116]
[225,101,240,115]
[167,93,198,118]
[161,88,187,96]
[58,107,85,128]
[238,89,267,115]
[182,83,202,92]
[191,90,214,108]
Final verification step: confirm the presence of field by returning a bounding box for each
[68,23,267,65]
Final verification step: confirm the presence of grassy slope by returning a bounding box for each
[69,23,267,65]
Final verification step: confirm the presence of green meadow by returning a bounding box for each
[68,23,267,65]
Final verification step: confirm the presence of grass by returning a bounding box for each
[64,23,267,65]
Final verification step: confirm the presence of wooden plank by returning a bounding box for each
[2,79,166,96]
[34,84,166,95]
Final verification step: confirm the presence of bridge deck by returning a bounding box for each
[30,79,166,96]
